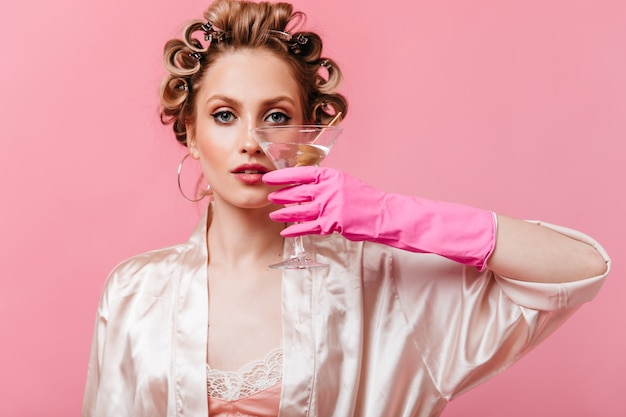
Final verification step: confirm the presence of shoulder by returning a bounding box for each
[102,240,195,302]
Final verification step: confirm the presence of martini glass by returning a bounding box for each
[252,124,342,269]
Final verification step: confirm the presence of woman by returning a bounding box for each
[82,1,610,416]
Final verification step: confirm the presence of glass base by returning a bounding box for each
[269,255,327,270]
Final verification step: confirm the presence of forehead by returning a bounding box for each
[197,49,301,105]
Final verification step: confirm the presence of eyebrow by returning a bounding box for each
[205,94,239,107]
[204,94,297,108]
[262,95,298,107]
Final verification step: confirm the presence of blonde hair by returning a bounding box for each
[159,0,348,146]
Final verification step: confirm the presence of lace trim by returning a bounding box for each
[207,347,283,401]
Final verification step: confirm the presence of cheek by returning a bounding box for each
[196,131,234,165]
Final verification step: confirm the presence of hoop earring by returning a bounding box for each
[177,153,210,202]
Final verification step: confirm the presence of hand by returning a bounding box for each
[263,167,496,269]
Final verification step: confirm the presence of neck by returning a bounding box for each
[207,199,285,269]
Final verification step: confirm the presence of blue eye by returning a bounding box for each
[265,112,291,124]
[211,111,236,124]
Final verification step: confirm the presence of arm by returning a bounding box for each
[264,167,610,399]
[263,167,609,284]
[487,215,608,283]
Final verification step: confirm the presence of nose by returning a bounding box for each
[241,128,262,155]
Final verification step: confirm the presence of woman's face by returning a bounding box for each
[188,49,304,210]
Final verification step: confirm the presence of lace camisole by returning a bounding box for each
[207,347,282,417]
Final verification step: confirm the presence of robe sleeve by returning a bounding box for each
[392,221,610,400]
[81,285,109,417]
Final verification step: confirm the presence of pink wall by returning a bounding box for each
[0,0,623,416]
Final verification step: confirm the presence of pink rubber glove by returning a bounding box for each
[263,167,496,270]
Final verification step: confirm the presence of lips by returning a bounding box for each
[232,164,271,175]
[232,163,271,185]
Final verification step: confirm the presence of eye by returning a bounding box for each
[210,110,237,124]
[264,111,292,125]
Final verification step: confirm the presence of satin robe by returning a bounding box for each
[82,209,609,417]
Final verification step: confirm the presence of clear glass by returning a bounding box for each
[251,124,342,269]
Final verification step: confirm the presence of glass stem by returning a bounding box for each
[293,234,307,259]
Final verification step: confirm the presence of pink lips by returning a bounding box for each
[232,163,271,185]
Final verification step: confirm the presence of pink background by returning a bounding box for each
[0,0,623,416]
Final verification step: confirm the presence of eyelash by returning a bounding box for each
[210,110,237,124]
[209,110,292,125]
[265,112,292,124]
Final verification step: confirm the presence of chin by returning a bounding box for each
[215,194,273,211]
[239,201,272,210]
